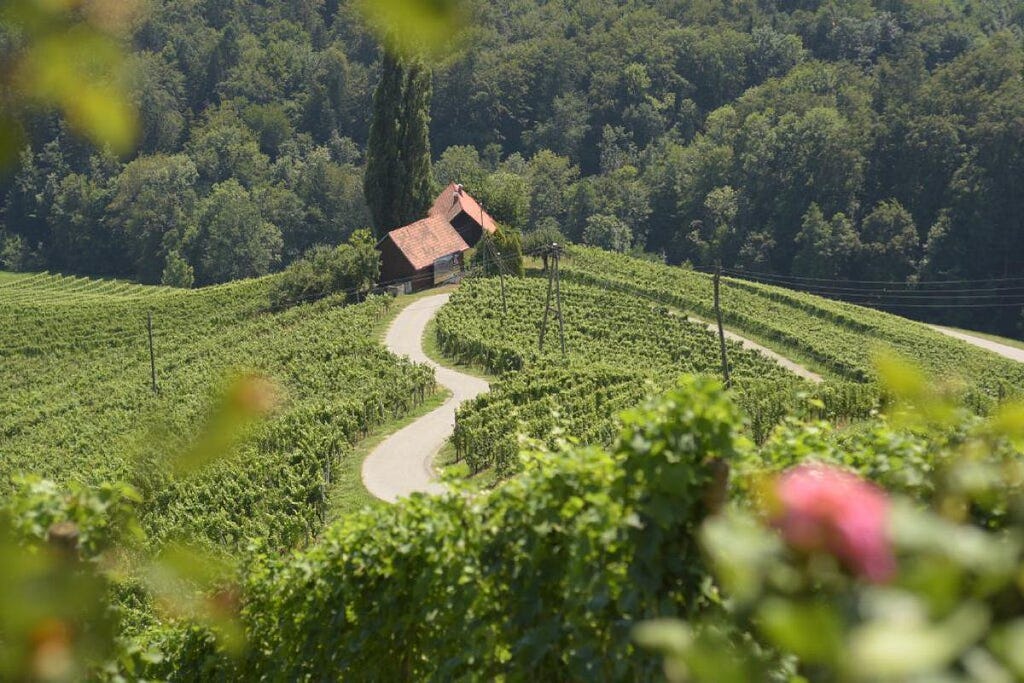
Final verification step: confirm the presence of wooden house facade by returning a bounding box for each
[377,184,498,291]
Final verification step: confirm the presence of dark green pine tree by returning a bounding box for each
[397,58,434,227]
[364,50,434,239]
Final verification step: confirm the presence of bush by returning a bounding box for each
[0,232,41,271]
[522,221,568,255]
[269,229,379,309]
[471,227,524,277]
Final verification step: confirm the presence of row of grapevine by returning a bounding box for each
[436,276,876,475]
[0,271,178,301]
[0,272,436,551]
[564,247,1024,409]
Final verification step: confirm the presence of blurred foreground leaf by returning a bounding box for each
[1,0,140,162]
[356,0,466,59]
[171,374,279,476]
[849,601,989,679]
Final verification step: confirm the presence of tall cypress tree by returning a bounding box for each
[399,58,434,227]
[364,50,433,238]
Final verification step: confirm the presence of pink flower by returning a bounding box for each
[769,464,896,583]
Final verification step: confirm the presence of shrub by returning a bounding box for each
[269,229,379,309]
[471,227,524,277]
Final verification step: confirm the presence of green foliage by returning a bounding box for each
[472,227,524,278]
[859,199,920,280]
[639,379,1024,682]
[207,376,737,680]
[269,229,381,309]
[583,214,632,253]
[792,204,859,278]
[1,0,139,158]
[438,276,869,476]
[364,50,434,237]
[5,477,143,560]
[522,222,569,260]
[478,171,530,232]
[2,0,1022,336]
[434,145,487,189]
[0,271,434,552]
[0,232,37,271]
[566,247,1024,405]
[188,179,282,284]
[106,154,199,283]
[161,251,195,289]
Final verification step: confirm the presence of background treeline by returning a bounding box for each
[0,0,1022,332]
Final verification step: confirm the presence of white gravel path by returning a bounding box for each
[362,293,489,503]
[677,312,823,383]
[929,325,1024,364]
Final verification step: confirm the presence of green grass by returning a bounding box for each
[327,387,452,521]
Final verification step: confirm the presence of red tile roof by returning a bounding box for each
[384,215,470,271]
[429,182,499,236]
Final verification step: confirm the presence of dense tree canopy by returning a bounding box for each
[0,0,1020,334]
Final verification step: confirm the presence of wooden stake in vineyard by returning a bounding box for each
[147,311,158,394]
[483,203,507,318]
[713,263,731,388]
[538,243,566,356]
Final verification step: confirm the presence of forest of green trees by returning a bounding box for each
[0,0,1021,332]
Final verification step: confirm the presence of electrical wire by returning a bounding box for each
[695,265,1024,286]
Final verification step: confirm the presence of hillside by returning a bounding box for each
[565,248,1024,401]
[3,249,1024,679]
[0,271,436,550]
[143,250,1024,680]
[434,250,1023,482]
[2,0,1021,336]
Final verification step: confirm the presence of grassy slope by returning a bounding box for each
[0,271,437,551]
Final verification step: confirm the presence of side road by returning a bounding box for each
[687,315,824,383]
[929,325,1024,364]
[362,293,489,502]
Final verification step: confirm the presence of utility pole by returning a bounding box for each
[481,202,507,317]
[713,263,731,388]
[553,245,566,356]
[538,243,566,356]
[497,248,507,316]
[147,311,158,394]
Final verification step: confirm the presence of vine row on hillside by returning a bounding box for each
[437,276,876,476]
[565,247,1024,411]
[0,273,436,551]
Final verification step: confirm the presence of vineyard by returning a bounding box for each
[564,247,1024,409]
[436,277,876,477]
[0,271,436,551]
[4,254,1024,680]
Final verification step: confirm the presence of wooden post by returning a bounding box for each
[493,243,507,317]
[147,311,158,394]
[713,264,731,388]
[538,244,556,350]
[553,246,566,357]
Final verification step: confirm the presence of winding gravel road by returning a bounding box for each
[362,293,489,503]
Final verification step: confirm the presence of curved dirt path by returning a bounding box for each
[680,313,823,383]
[929,325,1024,364]
[362,293,489,503]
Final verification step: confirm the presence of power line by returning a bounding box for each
[718,271,1024,296]
[697,265,1024,286]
